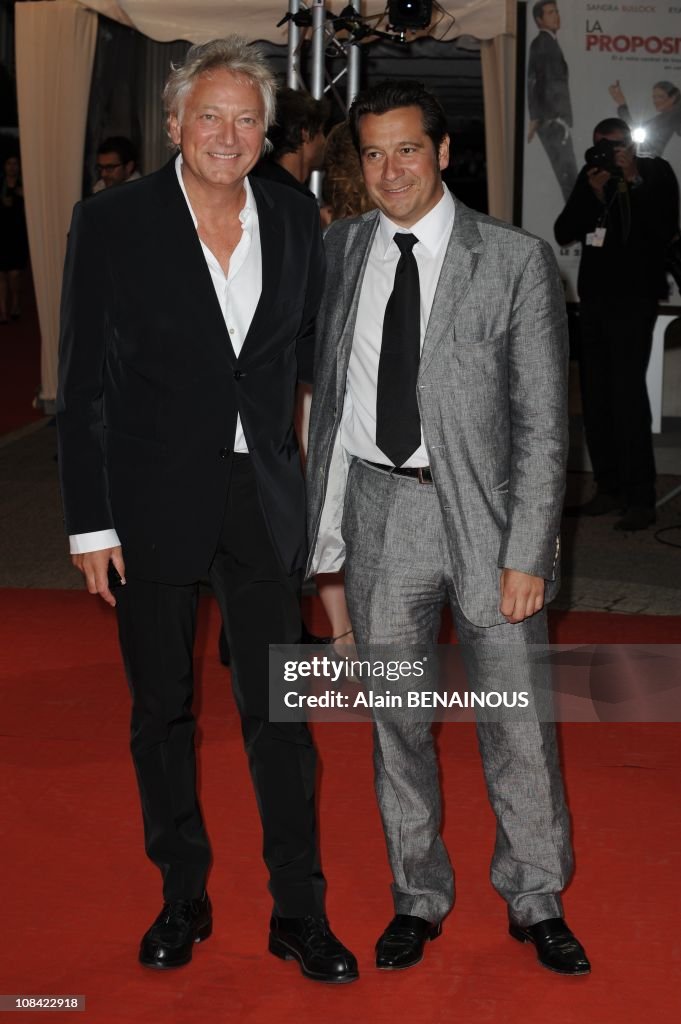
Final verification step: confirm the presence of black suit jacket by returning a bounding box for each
[527,31,572,126]
[554,156,678,302]
[57,158,324,583]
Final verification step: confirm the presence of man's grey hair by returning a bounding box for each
[163,36,277,149]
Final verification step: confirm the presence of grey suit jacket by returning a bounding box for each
[305,198,569,627]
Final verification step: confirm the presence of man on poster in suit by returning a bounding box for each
[306,80,590,975]
[57,37,357,983]
[527,1,578,201]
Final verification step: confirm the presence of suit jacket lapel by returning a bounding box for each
[419,198,484,378]
[153,158,237,367]
[336,212,379,401]
[238,177,280,364]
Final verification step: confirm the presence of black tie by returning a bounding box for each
[376,232,421,467]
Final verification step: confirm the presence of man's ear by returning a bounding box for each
[439,134,450,172]
[123,161,135,179]
[168,113,181,147]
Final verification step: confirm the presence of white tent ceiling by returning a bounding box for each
[75,0,512,45]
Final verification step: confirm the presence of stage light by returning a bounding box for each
[387,0,433,30]
[631,127,647,144]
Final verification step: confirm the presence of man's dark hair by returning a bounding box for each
[532,1,556,25]
[348,80,448,156]
[593,118,631,139]
[97,135,137,167]
[267,88,329,159]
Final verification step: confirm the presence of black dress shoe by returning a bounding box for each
[509,917,590,975]
[139,892,212,969]
[375,914,442,970]
[268,915,359,984]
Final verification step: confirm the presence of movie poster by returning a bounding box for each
[519,1,681,304]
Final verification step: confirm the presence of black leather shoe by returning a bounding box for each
[268,915,358,984]
[139,892,212,969]
[509,917,590,975]
[375,914,442,970]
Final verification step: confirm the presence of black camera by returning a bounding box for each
[584,138,624,176]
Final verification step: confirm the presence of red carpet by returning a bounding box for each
[1,589,679,1023]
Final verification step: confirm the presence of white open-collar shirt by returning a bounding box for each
[69,154,262,554]
[340,184,455,469]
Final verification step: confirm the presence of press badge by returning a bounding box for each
[586,227,607,247]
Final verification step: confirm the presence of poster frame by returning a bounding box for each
[512,0,681,317]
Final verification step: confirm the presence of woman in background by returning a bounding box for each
[320,120,375,226]
[0,155,29,323]
[608,79,681,157]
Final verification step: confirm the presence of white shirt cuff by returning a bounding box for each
[69,529,121,555]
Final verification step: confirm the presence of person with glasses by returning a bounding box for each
[93,136,141,192]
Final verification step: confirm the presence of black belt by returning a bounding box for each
[363,459,433,484]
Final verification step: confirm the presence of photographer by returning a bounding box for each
[555,118,679,530]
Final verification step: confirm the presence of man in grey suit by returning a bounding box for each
[306,81,590,976]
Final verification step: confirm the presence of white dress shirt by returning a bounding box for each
[69,154,262,554]
[339,184,455,468]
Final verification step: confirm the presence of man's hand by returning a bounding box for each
[587,166,610,202]
[500,568,544,624]
[71,545,126,607]
[527,119,539,143]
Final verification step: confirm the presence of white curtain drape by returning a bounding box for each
[75,0,510,44]
[16,1,97,405]
[140,38,190,176]
[480,13,516,220]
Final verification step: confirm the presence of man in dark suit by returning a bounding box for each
[527,1,578,201]
[57,36,357,984]
[306,80,590,977]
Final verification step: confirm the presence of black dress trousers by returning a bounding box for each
[115,453,326,916]
[578,299,657,508]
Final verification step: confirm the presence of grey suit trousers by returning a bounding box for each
[342,459,573,926]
